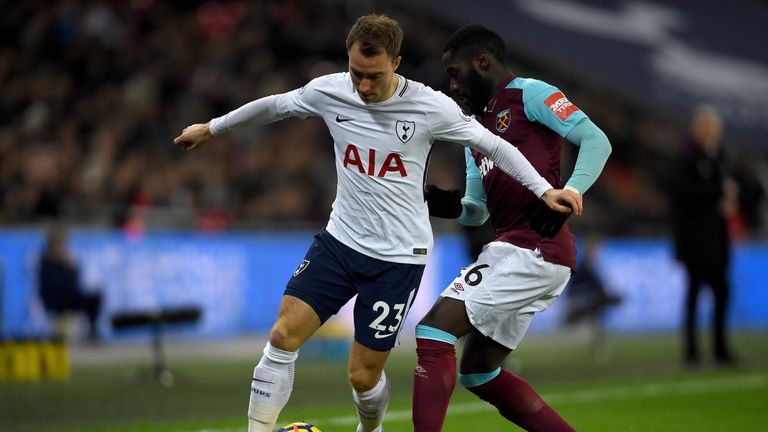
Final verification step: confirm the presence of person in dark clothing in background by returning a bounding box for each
[669,105,738,367]
[38,229,102,342]
[563,236,621,362]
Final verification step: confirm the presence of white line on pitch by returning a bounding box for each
[191,373,767,431]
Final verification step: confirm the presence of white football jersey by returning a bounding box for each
[210,72,551,264]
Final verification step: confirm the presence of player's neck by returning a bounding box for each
[385,74,400,100]
[488,65,513,93]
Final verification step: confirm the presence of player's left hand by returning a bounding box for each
[529,201,571,239]
[424,184,463,219]
[532,188,582,239]
[540,188,582,216]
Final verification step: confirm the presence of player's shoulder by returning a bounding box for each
[411,84,473,125]
[305,72,351,91]
[402,79,457,110]
[295,73,354,105]
[505,77,558,101]
[398,78,436,100]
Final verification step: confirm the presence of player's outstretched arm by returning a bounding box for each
[472,129,581,215]
[174,122,212,151]
[174,79,320,152]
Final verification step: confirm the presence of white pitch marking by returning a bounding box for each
[191,373,767,431]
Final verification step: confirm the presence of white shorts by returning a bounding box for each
[441,241,571,350]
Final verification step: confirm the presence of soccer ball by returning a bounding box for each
[277,422,321,432]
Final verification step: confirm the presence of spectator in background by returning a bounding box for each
[38,228,102,342]
[668,105,738,367]
[563,236,621,362]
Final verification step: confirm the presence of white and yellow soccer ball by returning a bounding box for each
[277,422,321,432]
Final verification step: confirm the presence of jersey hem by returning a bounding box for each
[325,221,430,265]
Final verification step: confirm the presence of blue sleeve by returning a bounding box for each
[514,78,587,138]
[457,148,489,226]
[564,118,612,195]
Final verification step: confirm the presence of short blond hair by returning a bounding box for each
[346,14,403,59]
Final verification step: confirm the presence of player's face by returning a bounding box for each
[443,50,494,115]
[348,42,401,103]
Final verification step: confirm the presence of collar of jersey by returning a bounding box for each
[352,73,406,105]
[484,74,518,112]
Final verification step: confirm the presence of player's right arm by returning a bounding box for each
[174,78,322,150]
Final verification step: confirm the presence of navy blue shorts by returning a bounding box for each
[285,230,425,351]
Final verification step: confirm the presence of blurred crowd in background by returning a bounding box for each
[1,0,766,239]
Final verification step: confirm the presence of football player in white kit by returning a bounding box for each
[174,14,581,432]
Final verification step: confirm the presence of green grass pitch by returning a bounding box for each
[2,332,766,431]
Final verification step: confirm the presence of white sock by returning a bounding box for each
[247,342,298,432]
[353,371,391,432]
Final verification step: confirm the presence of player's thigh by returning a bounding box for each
[347,340,391,391]
[419,296,474,338]
[354,260,425,351]
[284,230,358,324]
[459,330,511,374]
[269,294,322,351]
[444,242,570,350]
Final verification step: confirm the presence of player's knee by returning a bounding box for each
[348,367,380,392]
[459,367,502,389]
[268,324,300,352]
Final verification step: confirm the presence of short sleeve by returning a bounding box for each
[519,79,587,138]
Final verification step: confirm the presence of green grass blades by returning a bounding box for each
[1,332,766,432]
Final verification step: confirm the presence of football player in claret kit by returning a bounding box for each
[174,15,580,432]
[413,25,612,431]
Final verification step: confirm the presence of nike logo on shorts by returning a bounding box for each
[374,331,395,339]
[336,114,354,123]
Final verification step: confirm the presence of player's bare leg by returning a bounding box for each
[248,295,321,432]
[460,332,575,432]
[412,297,474,432]
[349,341,391,432]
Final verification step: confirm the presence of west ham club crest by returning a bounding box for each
[496,109,511,133]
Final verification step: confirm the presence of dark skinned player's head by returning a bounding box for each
[442,25,507,115]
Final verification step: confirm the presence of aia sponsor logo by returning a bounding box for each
[343,144,407,177]
[544,91,580,121]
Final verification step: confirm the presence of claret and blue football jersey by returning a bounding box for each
[469,76,586,270]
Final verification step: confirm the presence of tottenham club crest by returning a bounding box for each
[496,109,511,133]
[293,259,310,277]
[396,120,415,144]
